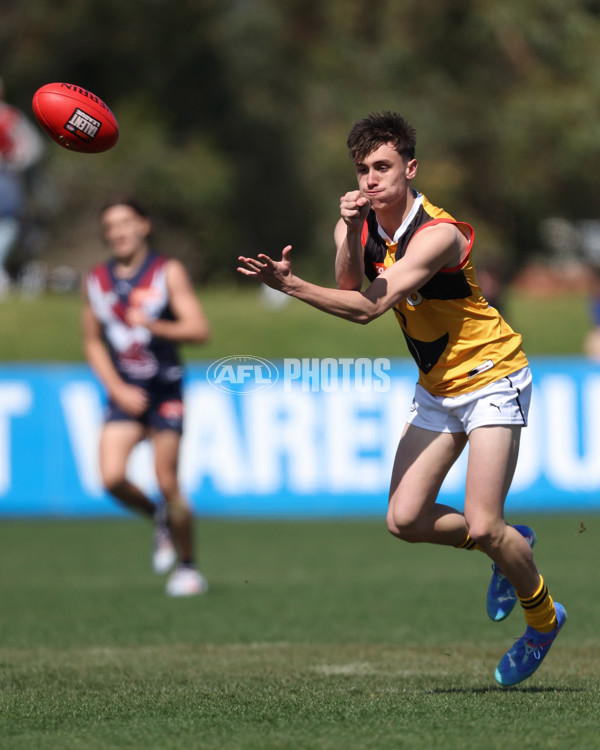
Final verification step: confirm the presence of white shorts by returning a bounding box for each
[407,366,532,436]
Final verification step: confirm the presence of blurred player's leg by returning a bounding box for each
[152,499,177,575]
[100,421,176,573]
[152,429,208,596]
[99,421,155,516]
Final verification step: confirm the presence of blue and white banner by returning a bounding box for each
[1,358,599,517]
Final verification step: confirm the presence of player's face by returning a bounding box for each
[101,205,151,260]
[354,143,417,212]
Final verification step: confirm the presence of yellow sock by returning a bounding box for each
[455,533,483,552]
[518,575,557,633]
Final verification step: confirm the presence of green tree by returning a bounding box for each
[3,0,600,281]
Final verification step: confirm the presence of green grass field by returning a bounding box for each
[1,285,597,747]
[0,285,593,361]
[1,516,598,749]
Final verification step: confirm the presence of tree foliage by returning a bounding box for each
[3,0,600,280]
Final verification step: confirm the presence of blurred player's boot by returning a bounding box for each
[152,505,177,575]
[495,602,567,686]
[487,524,536,622]
[165,565,209,597]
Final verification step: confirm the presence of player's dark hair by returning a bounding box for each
[100,195,149,219]
[347,111,417,163]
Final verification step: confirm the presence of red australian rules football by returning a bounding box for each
[32,82,119,153]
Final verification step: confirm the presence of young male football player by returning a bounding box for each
[83,197,210,596]
[238,111,566,685]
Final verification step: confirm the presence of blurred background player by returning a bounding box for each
[82,197,211,596]
[0,75,44,294]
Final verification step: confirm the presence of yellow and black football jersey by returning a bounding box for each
[361,190,528,397]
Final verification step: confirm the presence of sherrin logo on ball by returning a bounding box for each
[32,82,119,153]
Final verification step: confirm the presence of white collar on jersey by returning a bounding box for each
[377,189,423,245]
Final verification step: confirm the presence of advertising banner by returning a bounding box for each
[1,358,599,517]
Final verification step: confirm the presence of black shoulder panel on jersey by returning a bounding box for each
[419,269,472,301]
[363,211,387,282]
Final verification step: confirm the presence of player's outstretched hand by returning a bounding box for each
[237,245,294,293]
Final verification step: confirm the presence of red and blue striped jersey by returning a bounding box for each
[86,251,183,386]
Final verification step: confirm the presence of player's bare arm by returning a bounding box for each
[81,297,149,416]
[239,222,466,324]
[125,260,211,344]
[334,190,371,291]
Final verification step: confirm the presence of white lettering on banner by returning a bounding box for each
[324,388,405,492]
[282,358,391,393]
[325,391,378,492]
[207,356,278,393]
[243,382,412,496]
[61,382,104,495]
[543,375,600,489]
[244,390,319,493]
[185,384,414,497]
[0,383,32,495]
[179,385,248,493]
[213,364,271,386]
[321,358,339,392]
[372,359,392,393]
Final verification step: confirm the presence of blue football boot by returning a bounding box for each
[495,602,567,686]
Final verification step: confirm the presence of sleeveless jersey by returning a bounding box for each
[362,191,528,397]
[86,251,183,387]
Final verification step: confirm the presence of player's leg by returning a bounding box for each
[463,425,538,593]
[449,368,537,613]
[151,429,194,561]
[99,421,155,516]
[485,522,536,622]
[464,424,565,685]
[152,428,207,596]
[386,423,470,545]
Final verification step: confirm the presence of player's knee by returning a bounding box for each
[101,473,127,498]
[386,508,421,542]
[465,521,502,553]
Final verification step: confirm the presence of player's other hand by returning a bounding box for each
[111,382,149,417]
[125,306,150,329]
[237,245,294,293]
[340,190,371,231]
